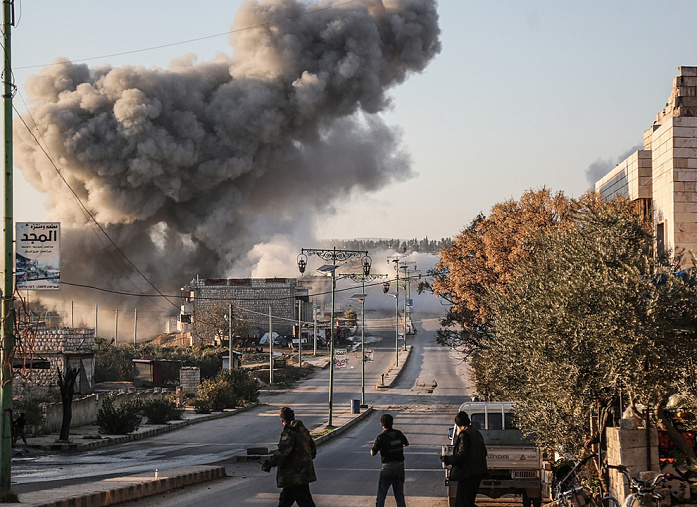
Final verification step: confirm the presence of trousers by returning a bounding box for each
[278,483,316,507]
[455,475,482,507]
[376,461,406,507]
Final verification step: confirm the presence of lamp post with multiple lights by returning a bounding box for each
[297,248,370,427]
[398,262,417,351]
[345,273,388,405]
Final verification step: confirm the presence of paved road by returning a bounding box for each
[113,313,475,506]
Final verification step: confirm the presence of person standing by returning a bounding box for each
[370,413,409,507]
[13,413,27,445]
[441,411,488,507]
[262,407,317,507]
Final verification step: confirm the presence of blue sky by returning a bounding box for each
[10,0,697,241]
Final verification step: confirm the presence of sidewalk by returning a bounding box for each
[3,345,411,506]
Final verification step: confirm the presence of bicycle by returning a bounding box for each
[604,464,688,507]
[551,454,620,507]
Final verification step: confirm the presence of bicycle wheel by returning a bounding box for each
[593,495,620,507]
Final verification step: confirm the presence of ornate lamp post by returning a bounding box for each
[387,257,402,367]
[297,247,370,427]
[398,262,417,351]
[346,269,387,406]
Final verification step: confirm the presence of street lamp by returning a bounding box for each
[387,257,403,367]
[297,247,369,427]
[346,271,388,406]
[398,262,417,351]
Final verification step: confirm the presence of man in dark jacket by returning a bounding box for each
[262,407,317,507]
[441,411,488,507]
[371,413,409,507]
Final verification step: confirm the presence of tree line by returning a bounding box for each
[328,236,452,254]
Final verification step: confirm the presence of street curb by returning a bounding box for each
[10,466,226,507]
[313,405,374,445]
[238,406,375,463]
[375,345,412,389]
[32,403,260,452]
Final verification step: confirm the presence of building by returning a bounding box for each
[13,327,95,397]
[596,66,697,263]
[179,277,306,343]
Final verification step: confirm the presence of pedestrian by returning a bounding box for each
[370,413,409,507]
[441,411,488,507]
[13,412,27,445]
[261,407,317,507]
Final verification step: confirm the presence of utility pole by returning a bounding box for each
[0,0,15,498]
[268,305,273,384]
[133,308,137,346]
[115,308,118,344]
[313,298,318,356]
[228,304,233,370]
[297,298,302,368]
[95,304,98,337]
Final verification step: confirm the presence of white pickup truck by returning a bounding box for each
[443,401,547,507]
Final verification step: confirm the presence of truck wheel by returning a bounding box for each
[522,491,542,507]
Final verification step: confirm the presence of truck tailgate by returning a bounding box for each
[486,446,541,469]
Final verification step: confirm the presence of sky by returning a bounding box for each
[10,0,697,242]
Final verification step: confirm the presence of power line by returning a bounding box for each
[14,0,360,71]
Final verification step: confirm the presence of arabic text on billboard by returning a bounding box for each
[16,222,60,290]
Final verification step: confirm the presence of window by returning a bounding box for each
[488,413,503,430]
[470,413,485,430]
[656,222,665,258]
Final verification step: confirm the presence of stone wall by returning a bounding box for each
[13,327,95,397]
[180,367,200,394]
[606,425,659,503]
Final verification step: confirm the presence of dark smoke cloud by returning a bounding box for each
[585,145,642,188]
[14,0,441,327]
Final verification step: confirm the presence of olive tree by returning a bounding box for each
[484,197,697,461]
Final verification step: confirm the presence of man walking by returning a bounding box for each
[370,413,409,507]
[13,413,27,445]
[262,407,317,507]
[441,411,488,507]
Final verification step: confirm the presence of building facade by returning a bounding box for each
[596,66,697,263]
[179,277,304,342]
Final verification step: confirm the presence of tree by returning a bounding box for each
[194,302,249,346]
[430,188,576,356]
[57,367,80,442]
[482,197,697,459]
[344,309,357,327]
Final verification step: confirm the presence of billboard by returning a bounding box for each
[16,222,60,290]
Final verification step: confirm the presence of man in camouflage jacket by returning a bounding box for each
[262,407,317,507]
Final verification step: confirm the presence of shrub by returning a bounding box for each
[194,399,212,414]
[196,369,259,411]
[94,340,225,383]
[96,393,143,434]
[13,394,51,427]
[142,396,183,424]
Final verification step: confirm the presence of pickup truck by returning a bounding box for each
[443,401,546,507]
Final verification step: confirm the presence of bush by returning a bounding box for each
[142,396,183,424]
[196,369,259,411]
[94,340,225,383]
[13,394,51,427]
[96,393,143,434]
[194,399,212,414]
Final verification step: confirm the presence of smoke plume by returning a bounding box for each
[14,0,441,331]
[585,145,642,188]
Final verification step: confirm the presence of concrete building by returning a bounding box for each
[179,277,306,343]
[596,66,697,263]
